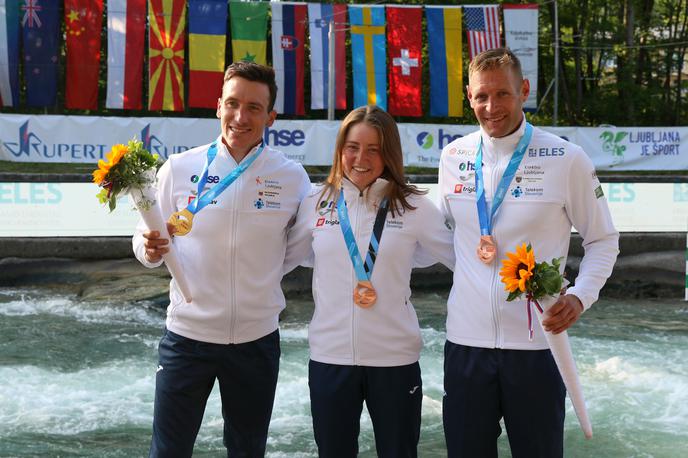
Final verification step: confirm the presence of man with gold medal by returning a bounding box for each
[438,48,619,457]
[132,62,310,457]
[286,106,455,457]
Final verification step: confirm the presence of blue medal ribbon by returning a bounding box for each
[336,189,389,283]
[186,141,265,215]
[474,123,533,236]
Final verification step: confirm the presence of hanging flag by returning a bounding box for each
[349,5,386,110]
[188,0,227,109]
[0,0,20,107]
[148,0,186,111]
[229,1,268,65]
[271,2,307,115]
[426,6,463,117]
[65,0,104,110]
[22,0,60,107]
[106,0,146,110]
[307,2,346,111]
[386,6,422,117]
[503,4,539,111]
[464,5,501,61]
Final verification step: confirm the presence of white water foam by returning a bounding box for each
[0,293,163,327]
[0,360,156,437]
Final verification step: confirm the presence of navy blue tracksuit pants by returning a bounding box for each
[443,342,566,458]
[149,329,280,458]
[309,360,423,458]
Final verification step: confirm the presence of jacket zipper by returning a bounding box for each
[228,175,240,343]
[491,152,504,348]
[351,189,364,364]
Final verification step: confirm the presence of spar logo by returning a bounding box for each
[416,132,434,150]
[280,35,299,50]
[141,125,191,160]
[2,120,108,159]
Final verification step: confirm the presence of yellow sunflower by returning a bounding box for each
[499,243,536,293]
[92,144,128,184]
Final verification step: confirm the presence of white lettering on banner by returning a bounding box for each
[0,183,685,236]
[1,114,687,170]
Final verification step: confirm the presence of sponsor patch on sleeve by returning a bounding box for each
[594,185,604,199]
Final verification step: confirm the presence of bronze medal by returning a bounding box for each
[353,280,377,308]
[477,235,497,264]
[167,208,194,236]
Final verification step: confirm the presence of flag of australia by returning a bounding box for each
[22,0,60,107]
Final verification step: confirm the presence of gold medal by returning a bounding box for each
[167,208,194,236]
[477,235,497,264]
[353,280,377,308]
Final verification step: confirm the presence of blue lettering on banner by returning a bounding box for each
[2,121,108,160]
[607,183,635,203]
[0,183,62,204]
[439,129,462,149]
[263,127,305,147]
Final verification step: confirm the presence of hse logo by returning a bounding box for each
[190,175,220,184]
[141,125,190,160]
[263,127,305,147]
[458,161,476,172]
[2,121,109,160]
[416,129,463,150]
[416,132,434,150]
[318,200,335,216]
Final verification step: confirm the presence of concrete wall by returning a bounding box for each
[0,232,684,298]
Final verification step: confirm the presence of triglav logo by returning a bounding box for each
[599,130,628,166]
[2,121,109,159]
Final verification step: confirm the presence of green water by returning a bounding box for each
[1,288,686,457]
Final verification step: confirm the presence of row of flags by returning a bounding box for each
[0,1,537,118]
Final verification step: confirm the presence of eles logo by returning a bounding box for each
[190,175,219,183]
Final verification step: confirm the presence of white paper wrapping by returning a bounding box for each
[536,295,593,439]
[127,170,192,303]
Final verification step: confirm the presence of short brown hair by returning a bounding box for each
[468,47,523,80]
[320,105,426,217]
[223,61,278,112]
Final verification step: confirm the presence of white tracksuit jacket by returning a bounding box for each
[287,178,455,366]
[133,137,311,344]
[439,117,619,350]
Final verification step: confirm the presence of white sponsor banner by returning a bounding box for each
[503,4,539,111]
[0,114,686,170]
[0,182,686,237]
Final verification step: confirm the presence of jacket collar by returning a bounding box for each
[479,114,527,162]
[342,176,388,200]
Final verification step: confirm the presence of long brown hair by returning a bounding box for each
[319,105,426,217]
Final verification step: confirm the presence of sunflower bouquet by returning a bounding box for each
[92,139,192,303]
[499,242,592,439]
[93,139,160,212]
